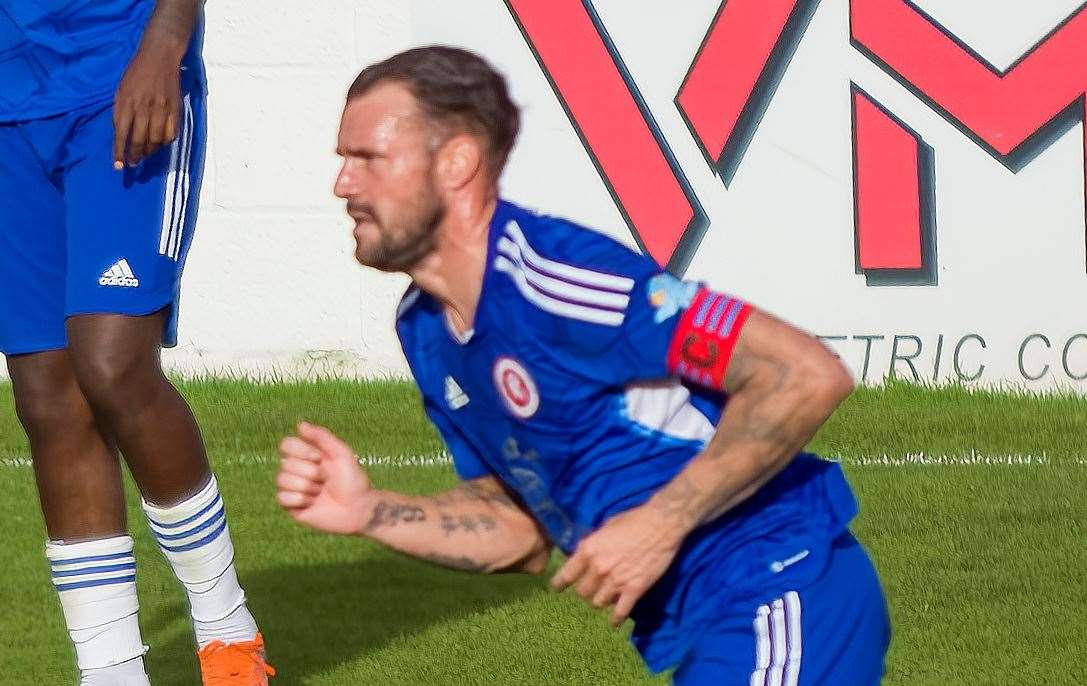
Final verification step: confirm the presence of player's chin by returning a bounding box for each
[353,245,385,270]
[351,229,379,266]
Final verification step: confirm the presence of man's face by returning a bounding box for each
[334,81,445,272]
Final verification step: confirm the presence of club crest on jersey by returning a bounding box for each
[647,273,698,323]
[493,356,539,419]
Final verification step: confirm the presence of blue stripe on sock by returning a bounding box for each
[51,562,136,579]
[146,494,222,530]
[159,519,228,553]
[49,551,133,568]
[55,575,137,592]
[152,507,226,542]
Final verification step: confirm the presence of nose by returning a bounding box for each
[333,160,356,200]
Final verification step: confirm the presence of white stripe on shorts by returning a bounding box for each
[169,96,194,261]
[158,94,194,261]
[750,591,802,686]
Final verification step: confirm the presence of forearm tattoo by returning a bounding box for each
[364,500,427,532]
[439,513,498,536]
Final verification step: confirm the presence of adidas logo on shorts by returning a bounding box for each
[99,259,140,288]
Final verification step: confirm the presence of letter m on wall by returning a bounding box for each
[852,0,1087,285]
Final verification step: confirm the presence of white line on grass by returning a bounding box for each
[0,453,455,469]
[841,452,1069,466]
[1,452,1084,469]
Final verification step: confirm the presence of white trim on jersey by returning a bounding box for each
[494,220,636,326]
[159,94,194,261]
[497,237,631,310]
[621,380,716,443]
[502,221,636,292]
[751,591,802,686]
[396,286,423,319]
[494,256,625,326]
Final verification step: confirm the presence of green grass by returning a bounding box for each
[1,380,1084,685]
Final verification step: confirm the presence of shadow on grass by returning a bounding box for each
[142,555,546,685]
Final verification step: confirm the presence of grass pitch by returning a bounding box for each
[0,380,1084,685]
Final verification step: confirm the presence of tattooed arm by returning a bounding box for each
[358,477,552,574]
[643,309,854,529]
[277,422,551,574]
[552,309,854,625]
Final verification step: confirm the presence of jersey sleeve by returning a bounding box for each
[573,269,755,390]
[422,397,494,481]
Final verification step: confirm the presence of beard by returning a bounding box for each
[351,188,445,272]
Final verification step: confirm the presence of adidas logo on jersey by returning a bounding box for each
[99,259,140,288]
[444,376,469,410]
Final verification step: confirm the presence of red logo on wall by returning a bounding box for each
[505,0,1087,286]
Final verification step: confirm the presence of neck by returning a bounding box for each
[409,187,498,336]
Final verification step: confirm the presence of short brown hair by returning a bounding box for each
[348,46,520,177]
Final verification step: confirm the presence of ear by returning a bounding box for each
[434,133,483,190]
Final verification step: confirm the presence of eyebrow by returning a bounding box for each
[335,145,382,158]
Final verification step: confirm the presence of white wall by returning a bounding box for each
[157,1,1084,389]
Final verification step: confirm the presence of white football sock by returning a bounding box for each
[78,655,151,686]
[142,475,258,648]
[46,535,149,680]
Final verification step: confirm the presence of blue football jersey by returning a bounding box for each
[0,0,205,122]
[396,200,859,670]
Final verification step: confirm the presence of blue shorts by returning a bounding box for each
[0,86,205,355]
[672,533,890,686]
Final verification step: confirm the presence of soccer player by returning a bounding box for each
[276,46,890,684]
[0,2,272,684]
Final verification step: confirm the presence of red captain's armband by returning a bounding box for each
[665,288,753,389]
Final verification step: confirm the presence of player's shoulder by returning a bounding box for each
[489,201,659,335]
[496,200,658,280]
[486,200,668,355]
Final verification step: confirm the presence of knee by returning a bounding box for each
[69,346,160,418]
[9,363,89,440]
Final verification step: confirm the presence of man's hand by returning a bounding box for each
[113,42,182,169]
[550,503,683,627]
[112,0,199,168]
[277,422,373,535]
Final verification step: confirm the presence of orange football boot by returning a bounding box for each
[197,633,275,685]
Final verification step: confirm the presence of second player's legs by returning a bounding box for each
[59,92,268,675]
[67,310,211,505]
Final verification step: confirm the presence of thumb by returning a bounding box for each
[298,422,355,461]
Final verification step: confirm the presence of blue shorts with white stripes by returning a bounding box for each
[672,533,890,686]
[0,84,205,355]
